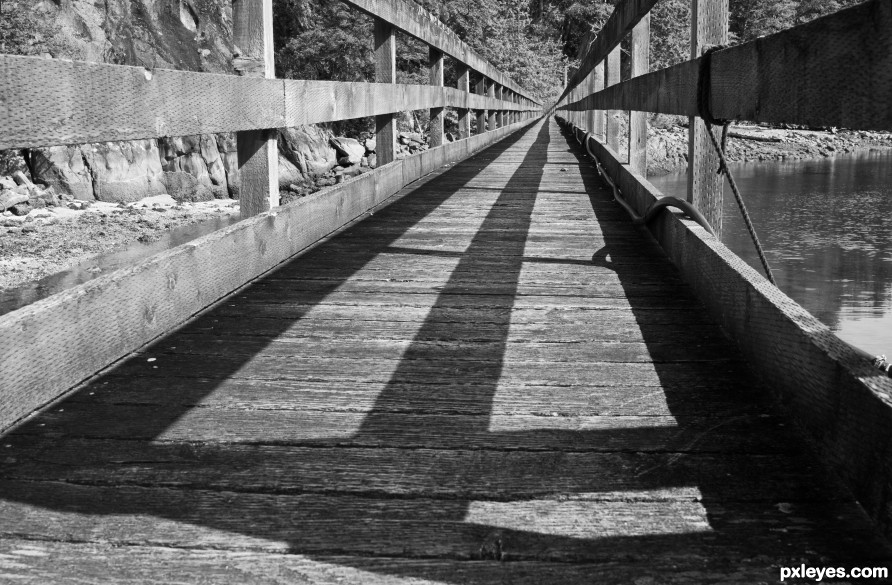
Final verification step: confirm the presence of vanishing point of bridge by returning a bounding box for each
[2,0,892,582]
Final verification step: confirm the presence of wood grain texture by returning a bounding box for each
[605,46,622,155]
[236,129,279,216]
[0,59,533,150]
[559,0,892,131]
[375,19,398,166]
[340,0,539,104]
[2,118,888,582]
[234,0,279,217]
[0,54,284,150]
[429,48,445,147]
[488,83,498,130]
[574,117,892,541]
[687,0,728,237]
[628,13,650,175]
[0,538,846,585]
[457,65,471,139]
[283,81,531,127]
[476,77,488,134]
[0,117,535,431]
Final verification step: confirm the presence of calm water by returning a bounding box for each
[651,150,892,356]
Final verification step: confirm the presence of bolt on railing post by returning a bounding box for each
[375,18,397,166]
[457,65,471,139]
[233,0,279,218]
[629,13,650,174]
[429,47,444,147]
[687,0,729,238]
[476,76,488,134]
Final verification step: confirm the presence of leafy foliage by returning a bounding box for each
[269,0,863,114]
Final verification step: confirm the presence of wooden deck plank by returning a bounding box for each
[64,378,770,417]
[1,118,889,581]
[0,538,828,585]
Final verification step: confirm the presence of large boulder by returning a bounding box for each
[82,140,167,203]
[163,171,214,203]
[159,135,229,199]
[279,126,338,178]
[28,145,96,201]
[29,140,169,203]
[215,133,240,198]
[329,137,365,166]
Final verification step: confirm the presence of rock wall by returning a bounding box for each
[5,0,340,205]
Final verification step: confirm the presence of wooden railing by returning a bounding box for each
[555,0,892,537]
[0,0,541,431]
[557,0,891,235]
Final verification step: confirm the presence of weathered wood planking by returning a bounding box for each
[428,48,445,147]
[568,116,892,540]
[0,117,538,432]
[233,0,279,217]
[341,0,539,104]
[628,13,649,174]
[0,55,535,150]
[0,538,857,585]
[687,0,728,235]
[560,0,892,131]
[4,119,892,582]
[375,19,398,167]
[605,46,622,154]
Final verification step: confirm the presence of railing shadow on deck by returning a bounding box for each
[1,121,890,581]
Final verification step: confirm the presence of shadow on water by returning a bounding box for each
[1,120,890,581]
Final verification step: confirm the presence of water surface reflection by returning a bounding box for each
[651,149,892,356]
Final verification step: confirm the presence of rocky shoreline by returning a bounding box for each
[647,121,892,176]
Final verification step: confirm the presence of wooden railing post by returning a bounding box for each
[429,47,444,147]
[688,0,728,237]
[476,77,488,134]
[605,46,622,155]
[457,65,471,139]
[488,82,498,130]
[593,62,605,139]
[233,0,279,218]
[375,18,397,165]
[629,13,650,174]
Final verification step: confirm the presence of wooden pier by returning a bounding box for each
[0,118,890,582]
[2,0,892,580]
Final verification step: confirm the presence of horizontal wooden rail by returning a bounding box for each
[560,0,892,131]
[342,0,540,105]
[558,0,658,105]
[0,116,540,432]
[0,54,538,150]
[557,115,892,539]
